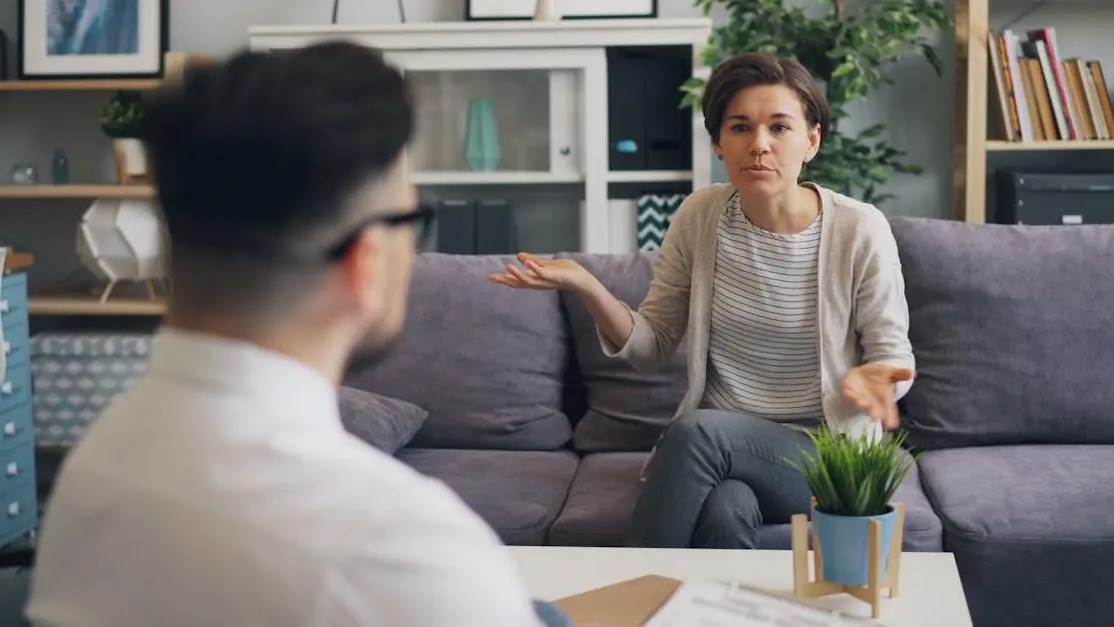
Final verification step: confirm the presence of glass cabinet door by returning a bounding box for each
[389,51,586,186]
[389,50,598,254]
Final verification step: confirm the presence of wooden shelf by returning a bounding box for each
[411,171,583,185]
[0,79,161,92]
[606,170,693,183]
[28,295,166,316]
[0,185,154,199]
[987,140,1114,151]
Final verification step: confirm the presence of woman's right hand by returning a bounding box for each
[488,252,597,294]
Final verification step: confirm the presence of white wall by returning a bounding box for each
[0,0,1112,286]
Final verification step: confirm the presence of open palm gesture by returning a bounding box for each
[488,253,593,293]
[841,363,916,430]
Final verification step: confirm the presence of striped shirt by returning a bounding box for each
[701,193,824,426]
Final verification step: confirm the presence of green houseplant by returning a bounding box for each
[100,90,146,139]
[100,90,149,184]
[683,0,950,205]
[791,426,914,585]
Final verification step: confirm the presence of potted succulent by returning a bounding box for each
[792,426,914,586]
[100,90,148,184]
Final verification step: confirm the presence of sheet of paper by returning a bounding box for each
[643,579,884,627]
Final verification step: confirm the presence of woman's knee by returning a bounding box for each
[701,480,760,527]
[692,480,762,549]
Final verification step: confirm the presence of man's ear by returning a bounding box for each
[339,228,380,307]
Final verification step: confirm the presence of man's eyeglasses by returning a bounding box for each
[325,203,436,261]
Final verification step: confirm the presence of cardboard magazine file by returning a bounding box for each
[553,575,682,627]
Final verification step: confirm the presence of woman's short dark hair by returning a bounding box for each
[702,52,830,143]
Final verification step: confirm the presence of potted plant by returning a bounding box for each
[101,90,149,184]
[682,0,950,206]
[792,426,914,586]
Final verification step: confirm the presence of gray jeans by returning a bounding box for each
[629,409,817,549]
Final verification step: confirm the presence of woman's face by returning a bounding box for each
[713,84,821,200]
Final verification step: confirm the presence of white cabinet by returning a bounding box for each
[389,49,601,187]
[249,18,713,254]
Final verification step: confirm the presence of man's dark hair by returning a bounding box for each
[702,52,830,144]
[141,41,413,319]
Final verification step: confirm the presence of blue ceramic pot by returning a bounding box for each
[812,503,898,586]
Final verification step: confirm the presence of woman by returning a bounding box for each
[489,52,915,550]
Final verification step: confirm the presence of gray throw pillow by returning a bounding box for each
[338,386,428,454]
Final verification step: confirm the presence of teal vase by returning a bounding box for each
[812,503,899,586]
[464,98,500,172]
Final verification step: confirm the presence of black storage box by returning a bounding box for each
[995,170,1114,225]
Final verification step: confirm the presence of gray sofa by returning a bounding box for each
[891,217,1114,627]
[344,217,1114,627]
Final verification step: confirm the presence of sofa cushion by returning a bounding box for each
[891,218,1114,450]
[344,253,571,451]
[548,452,649,546]
[337,386,427,454]
[0,570,31,627]
[918,445,1114,627]
[556,253,688,453]
[397,448,578,546]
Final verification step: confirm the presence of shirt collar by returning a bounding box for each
[147,327,341,431]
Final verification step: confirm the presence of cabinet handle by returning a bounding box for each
[7,501,18,518]
[2,423,13,436]
[1,382,11,394]
[0,300,8,313]
[6,462,17,477]
[2,341,9,354]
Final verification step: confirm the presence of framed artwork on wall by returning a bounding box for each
[18,0,170,80]
[466,0,657,21]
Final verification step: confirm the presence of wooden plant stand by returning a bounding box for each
[791,499,906,619]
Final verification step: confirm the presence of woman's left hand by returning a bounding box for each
[841,363,915,430]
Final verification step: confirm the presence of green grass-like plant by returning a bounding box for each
[791,426,914,517]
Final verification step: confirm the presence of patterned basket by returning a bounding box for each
[29,333,152,447]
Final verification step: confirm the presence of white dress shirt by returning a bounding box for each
[25,329,544,627]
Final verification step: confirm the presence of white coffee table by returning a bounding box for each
[510,546,972,626]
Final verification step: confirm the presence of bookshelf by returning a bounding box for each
[0,53,204,316]
[955,0,1114,223]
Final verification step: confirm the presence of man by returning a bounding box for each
[26,42,546,627]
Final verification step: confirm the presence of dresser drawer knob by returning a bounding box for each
[1,381,11,395]
[2,341,9,355]
[7,502,18,517]
[6,462,17,477]
[0,301,8,313]
[2,423,13,436]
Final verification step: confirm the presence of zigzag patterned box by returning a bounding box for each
[29,333,151,447]
[636,193,687,251]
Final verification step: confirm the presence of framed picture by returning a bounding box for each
[466,0,657,21]
[18,0,170,80]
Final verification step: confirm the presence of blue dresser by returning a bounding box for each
[0,272,36,548]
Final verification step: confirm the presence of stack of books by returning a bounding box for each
[988,27,1114,143]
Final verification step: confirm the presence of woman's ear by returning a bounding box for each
[808,123,822,155]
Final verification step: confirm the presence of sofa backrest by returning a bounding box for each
[891,217,1114,450]
[343,253,572,451]
[557,252,689,453]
